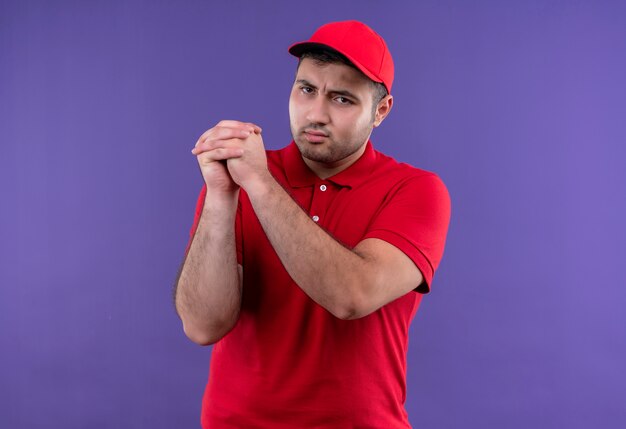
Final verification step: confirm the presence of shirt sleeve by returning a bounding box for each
[184,184,243,265]
[362,173,451,293]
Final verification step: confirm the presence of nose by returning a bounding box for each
[306,95,330,125]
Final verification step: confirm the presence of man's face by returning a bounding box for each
[289,58,380,172]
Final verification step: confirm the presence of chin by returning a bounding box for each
[303,147,346,165]
[294,140,329,161]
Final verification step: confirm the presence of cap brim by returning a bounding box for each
[288,41,384,86]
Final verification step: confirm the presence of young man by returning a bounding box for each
[175,20,451,428]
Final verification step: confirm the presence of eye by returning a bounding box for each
[300,86,314,95]
[335,96,353,105]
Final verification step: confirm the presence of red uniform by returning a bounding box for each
[187,141,451,428]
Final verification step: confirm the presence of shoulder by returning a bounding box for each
[266,145,290,175]
[369,148,449,197]
[266,146,285,162]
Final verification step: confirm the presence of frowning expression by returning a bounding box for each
[289,58,389,176]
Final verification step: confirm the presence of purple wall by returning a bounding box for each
[2,1,625,427]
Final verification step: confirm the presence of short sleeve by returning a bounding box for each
[184,184,243,265]
[362,173,451,293]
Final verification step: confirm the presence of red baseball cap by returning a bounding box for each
[288,20,394,93]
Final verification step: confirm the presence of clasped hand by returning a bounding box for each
[192,120,270,194]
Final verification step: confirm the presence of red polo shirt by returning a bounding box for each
[187,141,451,428]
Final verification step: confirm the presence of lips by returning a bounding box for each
[304,129,328,136]
[302,128,329,143]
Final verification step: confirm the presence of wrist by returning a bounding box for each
[202,189,239,219]
[242,171,275,201]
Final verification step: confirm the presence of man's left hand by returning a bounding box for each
[193,120,271,191]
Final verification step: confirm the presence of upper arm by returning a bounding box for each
[355,173,451,312]
[352,238,424,314]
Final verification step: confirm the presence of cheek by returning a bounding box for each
[336,109,369,132]
[355,108,375,129]
[288,94,302,121]
[288,97,297,124]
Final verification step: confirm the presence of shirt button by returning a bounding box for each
[320,185,327,191]
[312,215,320,222]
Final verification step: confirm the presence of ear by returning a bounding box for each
[373,95,393,127]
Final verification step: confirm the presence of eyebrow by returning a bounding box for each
[295,79,361,102]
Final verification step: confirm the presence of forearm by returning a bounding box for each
[245,177,372,319]
[175,191,241,344]
[194,122,400,319]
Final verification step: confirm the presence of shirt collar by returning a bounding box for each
[282,140,377,189]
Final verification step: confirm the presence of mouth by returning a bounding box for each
[302,129,329,143]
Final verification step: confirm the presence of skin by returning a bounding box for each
[174,121,259,345]
[289,61,380,177]
[175,58,424,345]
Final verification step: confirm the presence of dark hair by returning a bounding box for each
[296,46,389,114]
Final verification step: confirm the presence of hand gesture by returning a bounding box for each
[192,120,262,196]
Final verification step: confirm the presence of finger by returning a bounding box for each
[246,122,262,134]
[193,137,244,155]
[196,121,262,143]
[217,120,262,133]
[195,125,248,147]
[195,147,244,162]
[193,136,245,155]
[196,126,252,148]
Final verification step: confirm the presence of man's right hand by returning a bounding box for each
[192,120,262,195]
